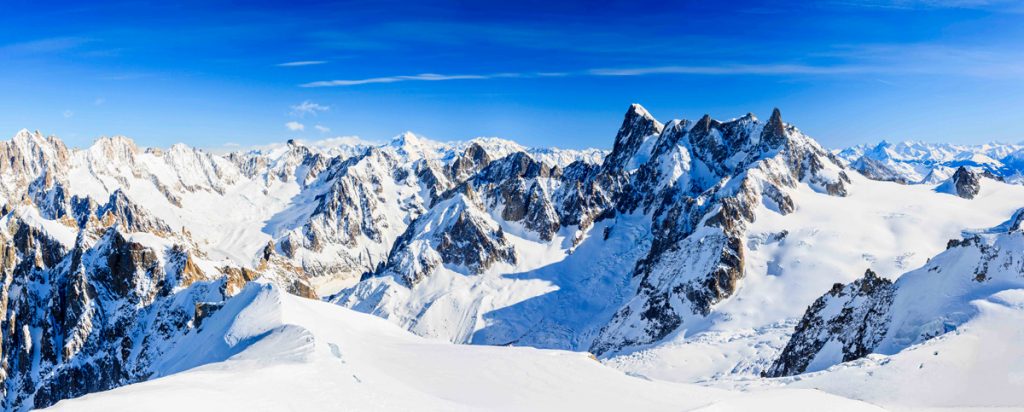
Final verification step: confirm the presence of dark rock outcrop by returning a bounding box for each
[951,166,981,199]
[765,269,895,377]
[602,104,664,171]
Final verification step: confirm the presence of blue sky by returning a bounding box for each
[1,0,1023,150]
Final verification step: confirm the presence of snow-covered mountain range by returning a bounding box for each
[838,140,1024,184]
[2,104,1023,410]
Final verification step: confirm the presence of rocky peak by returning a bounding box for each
[390,131,443,162]
[951,166,981,199]
[647,119,691,160]
[447,142,492,182]
[95,190,174,235]
[765,268,895,377]
[377,194,517,285]
[686,114,736,175]
[761,108,785,144]
[11,129,61,153]
[436,208,517,276]
[474,151,553,183]
[602,104,664,171]
[89,135,140,160]
[1,130,71,180]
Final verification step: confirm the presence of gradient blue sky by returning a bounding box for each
[2,0,1023,150]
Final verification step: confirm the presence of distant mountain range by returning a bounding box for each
[838,140,1024,184]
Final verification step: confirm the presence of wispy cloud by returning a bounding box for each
[99,73,154,81]
[300,73,526,87]
[302,72,581,87]
[588,64,870,76]
[285,121,304,131]
[94,97,106,106]
[0,36,92,55]
[298,41,1024,89]
[277,60,327,67]
[63,110,75,118]
[299,65,868,88]
[290,100,329,117]
[314,124,330,133]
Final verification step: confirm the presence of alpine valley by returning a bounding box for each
[3,104,1024,411]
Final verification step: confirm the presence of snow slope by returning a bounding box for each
[773,289,1024,410]
[46,282,880,412]
[606,172,1024,382]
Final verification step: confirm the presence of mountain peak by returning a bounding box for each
[391,131,424,146]
[91,135,140,154]
[760,107,787,148]
[602,103,664,170]
[12,128,45,144]
[14,128,34,139]
[388,131,447,161]
[628,103,653,119]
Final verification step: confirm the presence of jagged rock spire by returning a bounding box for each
[602,104,664,171]
[760,107,787,148]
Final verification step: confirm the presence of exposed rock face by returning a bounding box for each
[765,269,895,377]
[589,107,849,355]
[381,194,518,286]
[437,209,517,275]
[343,104,852,357]
[446,142,492,182]
[768,210,1024,377]
[99,230,166,303]
[0,219,225,410]
[602,104,665,171]
[95,190,175,234]
[951,166,981,199]
[0,130,72,201]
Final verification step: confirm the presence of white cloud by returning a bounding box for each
[298,49,1024,90]
[297,66,864,89]
[285,121,305,131]
[63,110,74,118]
[277,60,327,67]
[588,64,868,76]
[290,100,329,117]
[315,124,330,133]
[301,73,511,87]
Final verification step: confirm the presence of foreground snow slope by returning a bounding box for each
[48,282,880,412]
[702,288,1024,411]
[776,289,1024,410]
